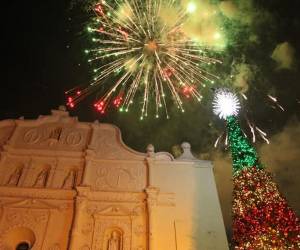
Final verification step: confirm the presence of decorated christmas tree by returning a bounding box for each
[213,89,300,249]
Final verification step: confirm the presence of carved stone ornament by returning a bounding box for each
[145,187,160,207]
[4,209,49,227]
[81,221,94,234]
[176,142,199,161]
[94,164,145,192]
[16,123,87,151]
[80,245,91,250]
[146,144,155,157]
[132,205,145,216]
[134,225,146,236]
[33,168,49,188]
[48,243,61,250]
[92,205,136,218]
[23,128,40,145]
[107,230,122,250]
[92,218,131,250]
[86,205,98,216]
[76,187,146,204]
[61,169,77,189]
[0,186,76,200]
[6,166,23,186]
[65,131,82,146]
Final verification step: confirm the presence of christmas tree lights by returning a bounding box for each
[213,89,300,249]
[233,167,300,249]
[226,115,262,174]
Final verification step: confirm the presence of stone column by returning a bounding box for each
[46,159,58,188]
[69,196,87,249]
[81,159,93,186]
[145,187,159,250]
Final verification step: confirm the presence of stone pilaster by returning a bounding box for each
[145,186,159,250]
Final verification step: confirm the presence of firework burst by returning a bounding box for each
[213,88,241,120]
[66,0,221,119]
[213,88,270,147]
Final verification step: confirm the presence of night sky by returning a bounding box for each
[1,0,300,238]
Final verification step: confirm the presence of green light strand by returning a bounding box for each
[226,116,263,174]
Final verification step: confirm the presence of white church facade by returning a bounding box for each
[0,107,228,250]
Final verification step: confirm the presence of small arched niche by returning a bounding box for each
[2,227,35,250]
[103,227,124,250]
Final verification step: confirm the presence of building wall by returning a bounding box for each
[0,107,228,250]
[147,159,228,250]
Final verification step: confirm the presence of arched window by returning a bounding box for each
[16,242,30,250]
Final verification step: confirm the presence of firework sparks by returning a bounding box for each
[213,88,241,120]
[66,0,221,118]
[268,95,285,111]
[213,89,270,147]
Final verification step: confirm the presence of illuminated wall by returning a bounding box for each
[0,107,228,250]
